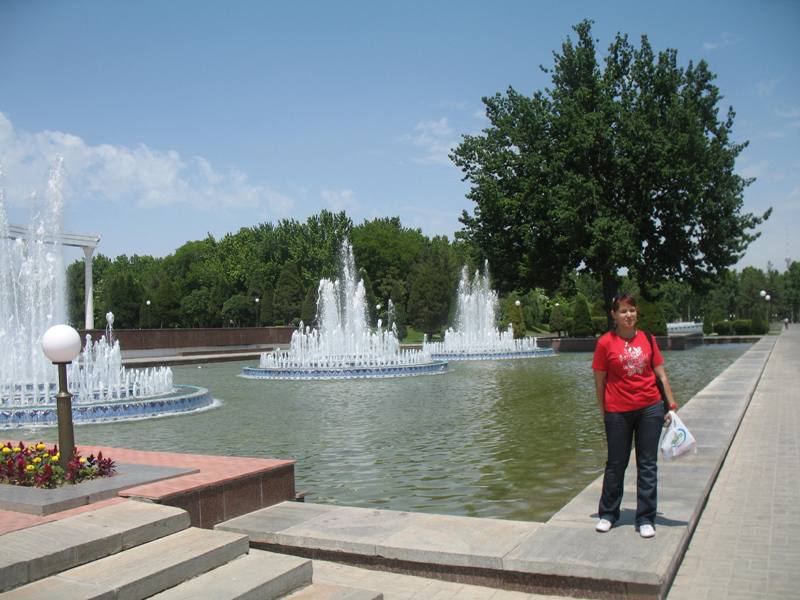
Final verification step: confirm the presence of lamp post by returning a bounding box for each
[41,325,82,470]
[760,289,772,323]
[144,299,151,328]
[254,297,260,327]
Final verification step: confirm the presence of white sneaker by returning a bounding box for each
[639,524,655,538]
[595,518,612,533]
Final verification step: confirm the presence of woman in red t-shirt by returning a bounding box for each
[592,294,676,538]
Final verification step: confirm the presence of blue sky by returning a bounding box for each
[1,0,798,272]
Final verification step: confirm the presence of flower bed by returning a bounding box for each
[1,441,116,488]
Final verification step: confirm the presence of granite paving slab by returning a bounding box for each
[377,513,539,569]
[0,463,197,515]
[503,524,685,586]
[275,505,420,556]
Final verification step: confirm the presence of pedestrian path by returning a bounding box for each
[667,326,800,599]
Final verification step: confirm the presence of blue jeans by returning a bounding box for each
[598,401,664,527]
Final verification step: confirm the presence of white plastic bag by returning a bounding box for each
[660,411,696,460]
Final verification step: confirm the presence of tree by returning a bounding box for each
[222,294,254,327]
[549,304,568,337]
[636,299,667,336]
[784,261,800,322]
[451,20,770,318]
[300,284,318,326]
[181,288,215,327]
[273,261,304,325]
[407,237,457,338]
[508,296,526,338]
[571,293,593,337]
[103,272,142,328]
[66,260,85,327]
[351,217,426,301]
[388,279,408,341]
[259,283,275,327]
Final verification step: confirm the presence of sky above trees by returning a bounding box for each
[1,0,798,270]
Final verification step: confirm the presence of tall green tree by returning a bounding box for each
[451,20,770,316]
[571,293,593,337]
[407,237,457,338]
[273,261,304,325]
[300,284,318,326]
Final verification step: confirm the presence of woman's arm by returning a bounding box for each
[593,370,606,416]
[654,364,677,423]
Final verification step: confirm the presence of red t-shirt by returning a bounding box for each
[592,330,664,413]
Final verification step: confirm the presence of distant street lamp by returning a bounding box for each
[42,325,82,470]
[760,289,772,322]
[254,297,260,326]
[144,299,151,329]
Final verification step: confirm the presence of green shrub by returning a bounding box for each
[714,321,733,335]
[637,299,667,336]
[750,312,768,335]
[703,319,713,334]
[571,294,593,337]
[592,316,608,336]
[732,319,752,335]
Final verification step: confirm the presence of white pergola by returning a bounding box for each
[6,224,101,329]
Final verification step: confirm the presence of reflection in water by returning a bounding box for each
[24,344,748,522]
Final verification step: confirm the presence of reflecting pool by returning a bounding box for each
[21,344,749,522]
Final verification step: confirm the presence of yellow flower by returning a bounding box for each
[25,464,35,472]
[79,457,87,464]
[1,447,10,455]
[36,442,46,451]
[43,453,50,459]
[32,457,42,464]
[53,453,60,461]
[13,447,21,453]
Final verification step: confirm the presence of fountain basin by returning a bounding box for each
[241,360,448,380]
[0,384,214,429]
[430,347,556,361]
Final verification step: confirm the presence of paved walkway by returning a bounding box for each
[668,326,799,599]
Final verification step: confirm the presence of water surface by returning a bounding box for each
[26,344,748,521]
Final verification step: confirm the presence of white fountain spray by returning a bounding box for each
[424,261,552,360]
[0,160,173,408]
[250,241,444,378]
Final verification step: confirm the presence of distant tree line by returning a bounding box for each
[67,212,468,339]
[66,209,799,340]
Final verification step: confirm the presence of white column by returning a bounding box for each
[83,246,94,330]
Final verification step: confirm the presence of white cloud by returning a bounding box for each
[775,107,800,119]
[739,160,768,180]
[756,77,782,97]
[321,188,358,212]
[402,117,457,166]
[702,32,740,51]
[0,111,294,216]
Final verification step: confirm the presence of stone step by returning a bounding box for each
[150,549,312,600]
[0,526,249,599]
[0,500,190,592]
[281,582,383,600]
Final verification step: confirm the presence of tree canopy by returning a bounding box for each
[451,20,770,311]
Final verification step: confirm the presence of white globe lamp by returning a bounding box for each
[42,324,82,364]
[41,324,82,469]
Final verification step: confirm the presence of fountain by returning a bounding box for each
[425,262,555,361]
[0,161,214,428]
[242,241,447,379]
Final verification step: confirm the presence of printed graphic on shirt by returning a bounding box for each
[619,342,646,377]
